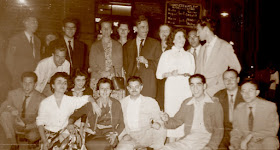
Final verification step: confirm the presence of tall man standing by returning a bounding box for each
[123,15,162,98]
[5,16,41,88]
[195,17,241,97]
[46,17,88,72]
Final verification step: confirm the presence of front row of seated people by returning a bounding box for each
[0,70,279,150]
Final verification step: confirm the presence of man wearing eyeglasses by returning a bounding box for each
[46,17,88,73]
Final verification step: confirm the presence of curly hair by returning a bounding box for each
[166,28,187,49]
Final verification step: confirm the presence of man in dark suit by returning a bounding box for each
[123,15,162,98]
[46,17,88,72]
[5,16,41,88]
[214,69,244,149]
[0,72,45,149]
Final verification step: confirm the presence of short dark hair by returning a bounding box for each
[127,76,143,85]
[118,20,130,29]
[240,78,259,90]
[62,17,78,27]
[70,68,90,88]
[96,77,114,91]
[167,28,187,48]
[21,71,38,83]
[133,15,148,26]
[189,74,206,84]
[196,17,217,33]
[49,72,69,92]
[52,44,67,54]
[223,69,239,78]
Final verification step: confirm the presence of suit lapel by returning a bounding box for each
[234,88,244,108]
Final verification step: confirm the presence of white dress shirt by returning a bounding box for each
[205,35,217,63]
[34,56,70,93]
[189,44,201,57]
[36,95,89,132]
[126,96,142,131]
[136,36,146,56]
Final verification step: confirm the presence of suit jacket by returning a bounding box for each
[5,32,41,88]
[230,98,279,149]
[195,37,241,96]
[47,37,88,71]
[214,88,244,129]
[0,88,46,127]
[89,39,123,79]
[165,96,224,150]
[123,37,162,98]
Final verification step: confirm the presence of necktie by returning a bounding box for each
[248,107,254,131]
[193,48,197,60]
[229,94,234,122]
[21,95,29,118]
[137,39,144,69]
[68,40,73,66]
[30,36,35,58]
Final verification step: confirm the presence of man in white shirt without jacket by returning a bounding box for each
[34,45,70,96]
[116,76,166,150]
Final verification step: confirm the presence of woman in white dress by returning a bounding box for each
[156,28,195,142]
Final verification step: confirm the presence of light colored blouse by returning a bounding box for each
[156,46,195,79]
[36,95,89,132]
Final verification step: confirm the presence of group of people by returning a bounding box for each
[0,13,279,150]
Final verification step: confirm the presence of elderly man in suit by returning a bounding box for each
[214,69,244,149]
[116,76,166,150]
[160,74,224,150]
[5,16,41,88]
[230,79,279,150]
[123,15,162,98]
[0,72,46,149]
[195,17,241,97]
[46,17,88,72]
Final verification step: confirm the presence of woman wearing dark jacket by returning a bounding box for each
[67,77,124,150]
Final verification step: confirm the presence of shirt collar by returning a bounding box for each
[227,88,238,96]
[24,31,33,41]
[187,93,214,105]
[136,36,146,44]
[64,36,74,43]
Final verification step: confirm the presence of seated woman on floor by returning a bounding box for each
[67,77,125,150]
[66,68,93,97]
[36,72,100,150]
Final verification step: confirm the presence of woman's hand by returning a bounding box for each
[67,124,75,134]
[91,100,101,117]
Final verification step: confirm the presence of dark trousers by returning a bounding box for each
[156,79,165,111]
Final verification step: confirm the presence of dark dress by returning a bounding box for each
[69,98,124,150]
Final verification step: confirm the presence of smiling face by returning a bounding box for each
[223,71,240,91]
[118,24,130,38]
[241,82,259,103]
[135,20,149,39]
[74,75,86,90]
[173,31,186,48]
[53,49,66,67]
[52,77,68,94]
[188,30,200,48]
[190,77,206,98]
[63,22,76,38]
[98,82,112,99]
[127,81,143,97]
[22,77,36,95]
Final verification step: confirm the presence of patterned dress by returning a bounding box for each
[90,39,125,100]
